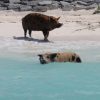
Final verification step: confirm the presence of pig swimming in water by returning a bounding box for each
[22,13,63,41]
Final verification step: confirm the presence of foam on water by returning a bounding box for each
[1,36,100,63]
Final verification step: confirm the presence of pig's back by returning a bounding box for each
[22,13,50,30]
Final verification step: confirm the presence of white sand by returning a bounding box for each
[0,9,100,62]
[0,9,100,41]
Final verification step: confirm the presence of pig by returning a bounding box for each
[22,13,63,41]
[38,52,82,64]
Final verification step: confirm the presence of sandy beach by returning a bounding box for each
[0,9,100,40]
[1,9,100,100]
[0,9,100,62]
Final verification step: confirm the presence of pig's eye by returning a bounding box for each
[50,17,56,23]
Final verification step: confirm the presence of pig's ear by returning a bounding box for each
[56,17,60,20]
[38,54,42,57]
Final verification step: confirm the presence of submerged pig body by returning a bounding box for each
[22,13,62,41]
[38,52,82,64]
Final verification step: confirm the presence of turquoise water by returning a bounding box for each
[0,57,100,100]
[1,38,100,100]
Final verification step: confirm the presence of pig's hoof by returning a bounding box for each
[44,39,49,42]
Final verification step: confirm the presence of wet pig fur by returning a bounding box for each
[38,52,82,64]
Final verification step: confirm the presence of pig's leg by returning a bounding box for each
[29,30,32,38]
[24,29,27,38]
[43,30,49,41]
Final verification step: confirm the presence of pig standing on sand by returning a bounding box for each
[22,13,63,41]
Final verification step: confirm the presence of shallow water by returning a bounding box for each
[1,37,100,100]
[1,37,100,63]
[0,57,100,100]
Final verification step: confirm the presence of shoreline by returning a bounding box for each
[0,9,100,63]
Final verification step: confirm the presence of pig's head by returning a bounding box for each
[38,53,57,64]
[49,16,63,30]
[38,54,51,64]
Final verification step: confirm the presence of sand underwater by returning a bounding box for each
[0,9,100,100]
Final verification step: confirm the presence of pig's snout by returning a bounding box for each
[56,23,63,28]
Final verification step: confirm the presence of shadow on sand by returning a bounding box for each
[13,36,52,43]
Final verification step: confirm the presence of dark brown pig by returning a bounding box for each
[22,13,63,41]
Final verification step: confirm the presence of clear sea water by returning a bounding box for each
[1,37,100,100]
[0,57,100,100]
